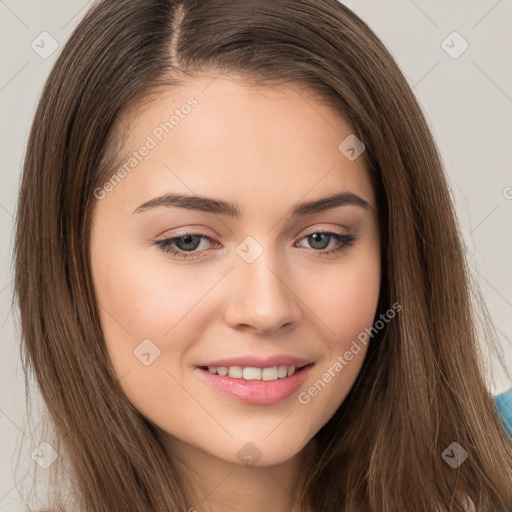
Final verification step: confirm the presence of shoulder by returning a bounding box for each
[494,387,512,438]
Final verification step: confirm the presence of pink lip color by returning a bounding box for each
[194,363,314,405]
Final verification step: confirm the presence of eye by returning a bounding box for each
[295,231,357,256]
[154,233,218,259]
[153,229,357,260]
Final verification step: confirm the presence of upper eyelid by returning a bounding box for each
[162,224,351,240]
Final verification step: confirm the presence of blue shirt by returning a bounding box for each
[495,388,512,438]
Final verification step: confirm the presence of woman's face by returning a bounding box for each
[89,74,381,467]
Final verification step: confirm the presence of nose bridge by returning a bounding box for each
[225,235,299,333]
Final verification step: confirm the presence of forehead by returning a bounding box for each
[101,73,375,215]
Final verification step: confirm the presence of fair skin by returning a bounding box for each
[89,73,381,512]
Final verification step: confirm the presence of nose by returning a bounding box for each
[223,246,301,334]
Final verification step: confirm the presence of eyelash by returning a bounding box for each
[153,230,357,260]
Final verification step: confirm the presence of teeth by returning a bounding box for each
[228,366,243,378]
[262,367,278,381]
[243,367,261,380]
[205,364,300,380]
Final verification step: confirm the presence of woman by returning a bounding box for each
[13,0,512,510]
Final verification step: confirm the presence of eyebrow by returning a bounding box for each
[132,191,373,217]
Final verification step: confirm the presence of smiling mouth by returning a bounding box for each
[197,363,314,381]
[195,362,315,404]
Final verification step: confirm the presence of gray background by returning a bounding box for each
[1,0,511,509]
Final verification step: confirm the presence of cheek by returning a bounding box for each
[90,233,211,347]
[295,250,381,421]
[89,227,179,377]
[89,237,206,425]
[308,250,381,348]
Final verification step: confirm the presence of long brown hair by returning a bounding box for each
[13,0,512,510]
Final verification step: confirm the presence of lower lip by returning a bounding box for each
[194,364,314,405]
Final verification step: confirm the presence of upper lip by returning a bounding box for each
[197,355,314,368]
